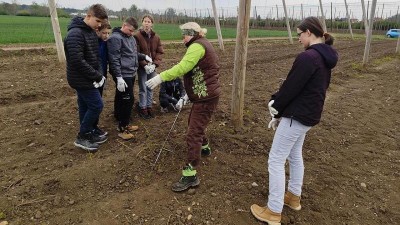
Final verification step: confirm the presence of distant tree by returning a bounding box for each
[129,4,138,17]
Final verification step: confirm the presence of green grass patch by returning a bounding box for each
[0,15,390,44]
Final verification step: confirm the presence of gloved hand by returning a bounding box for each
[268,118,281,130]
[169,96,178,105]
[117,77,128,92]
[93,76,106,88]
[175,94,189,111]
[145,74,162,89]
[144,64,156,74]
[145,55,153,63]
[268,100,278,117]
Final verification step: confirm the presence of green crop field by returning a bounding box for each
[0,15,292,44]
[0,15,388,44]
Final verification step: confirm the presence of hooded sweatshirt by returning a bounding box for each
[64,16,103,90]
[271,43,339,126]
[107,27,146,79]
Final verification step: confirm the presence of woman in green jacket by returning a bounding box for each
[146,22,220,192]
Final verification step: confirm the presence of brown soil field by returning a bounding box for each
[0,39,399,225]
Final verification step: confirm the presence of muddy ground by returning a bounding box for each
[0,38,399,225]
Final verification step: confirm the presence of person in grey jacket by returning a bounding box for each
[107,17,152,140]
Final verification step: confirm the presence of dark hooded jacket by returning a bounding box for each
[64,17,103,90]
[270,43,339,126]
[107,27,147,79]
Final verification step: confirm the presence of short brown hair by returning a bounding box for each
[99,21,112,31]
[142,14,154,23]
[297,17,334,45]
[125,17,138,29]
[87,4,108,20]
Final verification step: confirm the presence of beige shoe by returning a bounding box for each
[250,204,281,225]
[284,191,301,210]
[118,130,134,140]
[126,125,139,132]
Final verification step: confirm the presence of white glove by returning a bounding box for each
[93,76,106,88]
[145,74,162,90]
[144,64,155,74]
[117,77,128,92]
[268,118,281,130]
[145,55,153,63]
[268,100,278,117]
[175,94,189,111]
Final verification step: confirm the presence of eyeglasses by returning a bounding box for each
[297,31,306,37]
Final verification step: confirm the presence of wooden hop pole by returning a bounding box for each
[319,0,327,32]
[344,0,354,40]
[211,0,224,51]
[363,0,377,65]
[48,0,65,62]
[231,0,251,128]
[282,0,293,44]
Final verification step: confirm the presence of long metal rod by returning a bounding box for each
[153,108,182,166]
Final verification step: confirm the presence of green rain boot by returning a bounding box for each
[201,143,212,156]
[171,164,200,192]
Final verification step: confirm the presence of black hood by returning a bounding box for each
[112,27,130,37]
[68,16,91,31]
[308,43,338,69]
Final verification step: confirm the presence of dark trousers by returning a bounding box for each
[76,88,104,134]
[159,93,180,108]
[94,79,106,129]
[114,77,135,127]
[186,97,219,167]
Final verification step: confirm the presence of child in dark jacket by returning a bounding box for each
[159,78,186,113]
[96,21,112,96]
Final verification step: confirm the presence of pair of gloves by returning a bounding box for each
[116,55,154,92]
[268,100,280,130]
[93,76,106,88]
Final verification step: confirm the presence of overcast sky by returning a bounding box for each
[3,0,399,19]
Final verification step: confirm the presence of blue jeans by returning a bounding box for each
[76,88,104,134]
[137,67,155,109]
[267,117,311,213]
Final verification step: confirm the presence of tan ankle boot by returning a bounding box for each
[250,204,281,225]
[284,191,301,210]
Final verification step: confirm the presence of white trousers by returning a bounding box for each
[267,117,311,213]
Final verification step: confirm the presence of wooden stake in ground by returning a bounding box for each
[211,0,224,51]
[319,0,327,32]
[344,0,354,40]
[282,0,293,44]
[396,36,400,54]
[231,0,251,128]
[363,0,377,65]
[361,0,369,36]
[48,0,65,62]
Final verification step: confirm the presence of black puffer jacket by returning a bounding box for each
[271,43,338,126]
[64,17,102,90]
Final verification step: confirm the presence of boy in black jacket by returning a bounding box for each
[159,78,186,113]
[64,4,108,152]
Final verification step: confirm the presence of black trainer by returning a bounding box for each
[74,133,99,152]
[92,132,108,144]
[201,144,212,156]
[171,164,200,192]
[93,127,108,137]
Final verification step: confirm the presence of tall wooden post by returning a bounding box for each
[301,4,304,19]
[363,0,377,65]
[282,0,293,44]
[396,36,400,54]
[319,0,327,32]
[48,0,65,62]
[231,0,251,128]
[344,0,354,40]
[211,0,224,51]
[361,0,369,35]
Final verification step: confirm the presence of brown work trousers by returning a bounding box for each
[186,97,219,167]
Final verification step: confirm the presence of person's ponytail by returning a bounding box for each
[323,32,334,45]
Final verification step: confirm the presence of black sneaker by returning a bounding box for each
[74,133,99,152]
[172,175,200,192]
[93,127,108,137]
[171,164,200,192]
[201,144,212,156]
[92,132,108,144]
